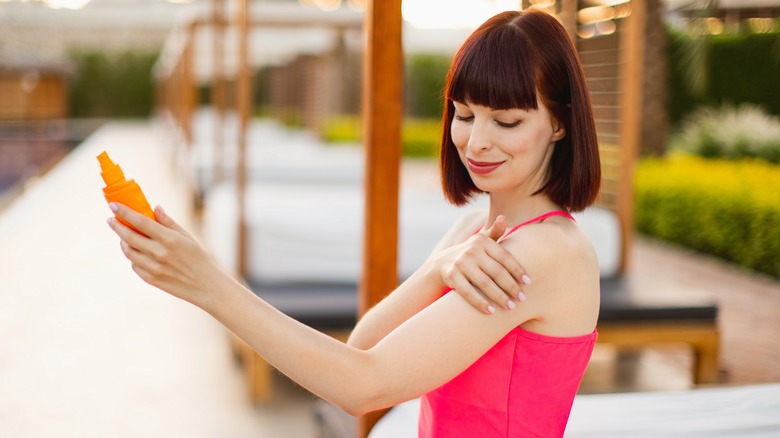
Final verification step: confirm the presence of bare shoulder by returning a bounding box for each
[501,216,600,336]
[433,209,486,250]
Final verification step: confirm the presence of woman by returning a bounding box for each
[108,9,600,437]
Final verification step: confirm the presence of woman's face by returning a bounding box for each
[450,99,564,197]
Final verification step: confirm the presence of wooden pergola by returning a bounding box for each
[155,0,649,435]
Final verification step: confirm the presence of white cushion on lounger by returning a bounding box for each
[246,182,481,283]
[203,181,479,281]
[369,397,420,438]
[369,384,780,438]
[572,207,620,278]
[566,384,780,437]
[204,181,621,283]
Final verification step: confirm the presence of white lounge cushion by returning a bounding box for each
[204,181,621,283]
[369,384,780,438]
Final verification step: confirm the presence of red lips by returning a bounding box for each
[467,158,504,175]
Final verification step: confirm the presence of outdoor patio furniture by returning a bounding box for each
[354,383,780,438]
[206,174,720,402]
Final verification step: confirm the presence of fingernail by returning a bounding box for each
[157,205,165,215]
[107,217,113,225]
[487,305,496,314]
[521,274,532,285]
[517,291,527,302]
[109,203,119,213]
[506,300,516,310]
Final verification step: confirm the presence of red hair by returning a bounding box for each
[440,9,600,212]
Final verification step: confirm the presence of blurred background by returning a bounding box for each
[2,0,779,273]
[0,0,778,437]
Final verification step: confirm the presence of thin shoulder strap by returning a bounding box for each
[499,211,575,242]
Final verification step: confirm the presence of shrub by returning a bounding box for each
[676,104,780,163]
[400,118,441,158]
[405,54,450,119]
[68,49,158,118]
[319,116,440,158]
[635,155,780,277]
[667,28,780,127]
[320,115,362,144]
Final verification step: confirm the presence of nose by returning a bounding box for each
[466,119,492,154]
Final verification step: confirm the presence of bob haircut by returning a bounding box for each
[440,9,600,212]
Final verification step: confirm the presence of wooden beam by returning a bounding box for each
[559,0,578,43]
[597,322,720,384]
[182,22,197,147]
[358,0,403,436]
[616,0,645,273]
[236,0,251,278]
[212,0,226,184]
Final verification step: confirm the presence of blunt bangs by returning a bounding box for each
[447,20,538,111]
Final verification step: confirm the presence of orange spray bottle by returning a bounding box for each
[98,151,155,233]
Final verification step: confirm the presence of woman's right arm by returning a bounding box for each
[106,203,543,416]
[347,213,529,350]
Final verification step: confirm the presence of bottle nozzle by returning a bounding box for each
[98,151,125,186]
[97,151,113,169]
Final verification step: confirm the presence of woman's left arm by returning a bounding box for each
[107,203,543,416]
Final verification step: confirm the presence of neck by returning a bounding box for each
[486,191,561,229]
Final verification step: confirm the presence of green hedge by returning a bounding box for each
[667,28,780,127]
[635,155,780,277]
[405,29,780,131]
[405,53,451,119]
[320,115,440,158]
[68,49,158,118]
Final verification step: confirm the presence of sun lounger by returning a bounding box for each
[355,383,780,437]
[203,172,720,401]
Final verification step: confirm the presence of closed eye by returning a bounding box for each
[496,120,521,128]
[454,114,474,122]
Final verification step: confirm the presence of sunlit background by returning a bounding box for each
[0,0,779,436]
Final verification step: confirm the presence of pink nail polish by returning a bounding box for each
[487,305,496,314]
[517,291,527,302]
[521,274,531,285]
[507,300,516,310]
[109,202,119,213]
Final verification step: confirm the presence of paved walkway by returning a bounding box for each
[578,235,780,394]
[1,120,778,437]
[629,236,780,385]
[0,123,312,437]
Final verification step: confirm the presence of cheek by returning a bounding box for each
[450,123,469,151]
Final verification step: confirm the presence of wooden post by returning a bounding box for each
[236,0,251,278]
[616,0,645,272]
[358,0,403,436]
[559,0,578,43]
[182,22,198,147]
[212,0,226,183]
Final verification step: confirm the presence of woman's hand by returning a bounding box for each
[106,203,228,309]
[437,215,531,314]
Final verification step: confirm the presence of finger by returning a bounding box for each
[108,215,156,254]
[154,205,190,236]
[481,215,507,242]
[454,262,516,310]
[477,257,525,305]
[450,275,496,315]
[120,239,159,273]
[483,242,532,288]
[130,262,158,288]
[472,267,518,310]
[109,203,162,239]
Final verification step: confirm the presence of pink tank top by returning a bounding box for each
[418,211,597,437]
